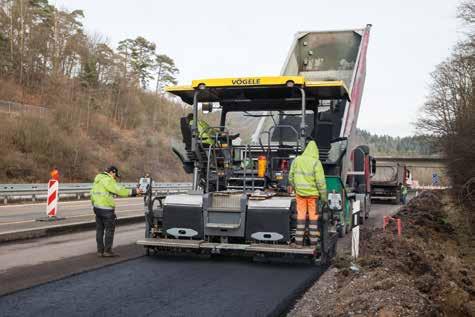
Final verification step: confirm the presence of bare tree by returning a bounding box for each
[417,0,475,217]
[416,53,474,137]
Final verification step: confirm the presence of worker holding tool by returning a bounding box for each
[288,140,328,247]
[90,166,142,257]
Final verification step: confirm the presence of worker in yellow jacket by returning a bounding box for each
[187,113,219,145]
[288,140,328,247]
[91,166,142,257]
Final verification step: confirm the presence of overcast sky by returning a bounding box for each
[57,0,460,137]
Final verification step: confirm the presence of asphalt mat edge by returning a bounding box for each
[272,263,327,317]
[0,244,144,297]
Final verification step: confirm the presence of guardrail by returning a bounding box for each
[0,100,48,116]
[0,182,192,204]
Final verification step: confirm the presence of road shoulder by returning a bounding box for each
[288,202,399,316]
[288,192,475,316]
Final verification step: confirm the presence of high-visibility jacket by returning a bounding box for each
[190,119,218,145]
[289,141,328,201]
[90,172,132,210]
[401,185,408,196]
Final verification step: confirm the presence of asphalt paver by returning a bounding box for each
[0,255,321,317]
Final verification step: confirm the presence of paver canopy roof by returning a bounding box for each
[165,76,349,106]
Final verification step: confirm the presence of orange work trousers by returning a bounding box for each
[295,195,319,245]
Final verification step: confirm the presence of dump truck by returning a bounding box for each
[137,25,373,264]
[371,161,410,204]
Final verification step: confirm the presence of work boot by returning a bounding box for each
[102,251,119,257]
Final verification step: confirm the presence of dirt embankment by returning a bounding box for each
[289,191,475,317]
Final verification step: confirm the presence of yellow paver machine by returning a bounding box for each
[137,26,374,264]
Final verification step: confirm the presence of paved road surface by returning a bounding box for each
[0,197,144,224]
[0,223,144,272]
[0,256,321,317]
[0,202,399,316]
[0,198,145,235]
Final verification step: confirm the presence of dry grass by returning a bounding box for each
[0,79,190,183]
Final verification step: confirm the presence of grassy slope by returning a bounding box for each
[0,79,190,183]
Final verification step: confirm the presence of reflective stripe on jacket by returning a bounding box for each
[289,141,327,201]
[90,172,131,209]
[190,119,217,145]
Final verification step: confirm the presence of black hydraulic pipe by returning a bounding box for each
[299,87,307,148]
[192,90,199,190]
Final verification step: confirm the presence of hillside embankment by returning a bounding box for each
[0,79,190,183]
[289,191,475,317]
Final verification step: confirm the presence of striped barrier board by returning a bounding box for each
[351,200,361,259]
[47,179,59,217]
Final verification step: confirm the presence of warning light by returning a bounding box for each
[50,168,60,181]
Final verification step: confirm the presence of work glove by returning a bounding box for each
[132,188,144,197]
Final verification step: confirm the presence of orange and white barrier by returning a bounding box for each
[383,216,402,238]
[46,179,59,218]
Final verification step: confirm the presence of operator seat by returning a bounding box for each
[171,116,194,174]
[316,112,334,162]
[180,116,192,151]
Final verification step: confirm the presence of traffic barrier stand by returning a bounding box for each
[383,216,402,238]
[351,200,361,259]
[36,169,65,222]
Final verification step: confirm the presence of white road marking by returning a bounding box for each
[0,209,145,226]
[0,198,142,209]
[0,202,143,214]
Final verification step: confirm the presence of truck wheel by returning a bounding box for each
[330,239,337,258]
[318,240,336,267]
[359,208,365,225]
[394,192,401,205]
[317,249,331,267]
[337,225,344,238]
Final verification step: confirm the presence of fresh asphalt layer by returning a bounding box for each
[0,255,321,317]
